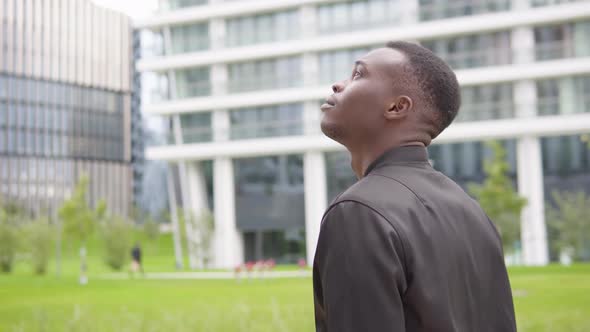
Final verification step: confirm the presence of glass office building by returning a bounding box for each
[137,0,590,267]
[0,0,134,217]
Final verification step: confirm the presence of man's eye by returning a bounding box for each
[353,70,361,79]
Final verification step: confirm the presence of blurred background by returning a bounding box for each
[1,0,590,331]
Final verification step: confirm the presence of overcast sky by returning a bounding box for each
[92,0,158,20]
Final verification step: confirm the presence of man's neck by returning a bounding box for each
[349,140,425,179]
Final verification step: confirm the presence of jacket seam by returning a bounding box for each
[322,199,410,288]
[368,173,428,208]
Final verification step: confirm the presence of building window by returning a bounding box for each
[175,67,211,98]
[169,22,209,54]
[159,0,207,11]
[459,83,514,122]
[536,76,590,116]
[534,21,590,61]
[531,0,586,7]
[228,57,302,93]
[419,0,510,21]
[226,10,299,47]
[325,151,357,202]
[234,154,305,263]
[421,31,511,69]
[318,0,403,34]
[230,103,303,140]
[428,140,517,188]
[179,112,212,143]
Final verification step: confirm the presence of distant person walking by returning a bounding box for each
[130,243,144,277]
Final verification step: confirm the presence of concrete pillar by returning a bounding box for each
[304,151,328,266]
[166,164,184,269]
[213,157,243,268]
[511,16,548,265]
[517,137,549,265]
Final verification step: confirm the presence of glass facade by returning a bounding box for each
[234,155,305,263]
[419,0,510,21]
[170,23,210,54]
[159,0,207,11]
[325,151,357,202]
[230,103,303,140]
[153,67,211,100]
[317,0,403,34]
[228,56,302,93]
[458,83,514,122]
[534,21,590,61]
[531,0,586,7]
[226,10,299,47]
[180,112,212,144]
[0,75,125,161]
[0,74,130,216]
[421,31,512,69]
[536,75,590,116]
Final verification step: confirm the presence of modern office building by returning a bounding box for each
[0,0,134,217]
[137,0,590,268]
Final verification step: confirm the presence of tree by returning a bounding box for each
[0,201,26,273]
[468,141,527,253]
[101,215,133,270]
[195,211,215,268]
[58,176,106,284]
[547,190,590,261]
[24,216,55,275]
[0,207,19,273]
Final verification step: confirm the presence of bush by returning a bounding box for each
[24,217,55,275]
[0,221,19,273]
[0,206,22,273]
[101,216,133,271]
[547,190,590,261]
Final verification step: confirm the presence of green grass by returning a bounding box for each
[1,237,589,332]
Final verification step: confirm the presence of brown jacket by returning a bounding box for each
[313,146,516,332]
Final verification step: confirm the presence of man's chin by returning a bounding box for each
[320,121,345,144]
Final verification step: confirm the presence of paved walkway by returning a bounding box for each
[100,270,312,280]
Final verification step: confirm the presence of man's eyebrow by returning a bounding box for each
[354,60,367,67]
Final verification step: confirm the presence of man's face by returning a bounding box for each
[320,48,408,146]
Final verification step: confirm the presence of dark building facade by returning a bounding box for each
[0,0,134,216]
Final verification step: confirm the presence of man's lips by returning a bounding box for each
[321,96,336,111]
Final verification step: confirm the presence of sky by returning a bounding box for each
[91,0,158,20]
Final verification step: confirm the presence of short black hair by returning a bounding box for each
[386,41,461,137]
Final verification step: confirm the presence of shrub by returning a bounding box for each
[547,190,590,261]
[24,217,55,275]
[101,216,133,271]
[0,206,22,273]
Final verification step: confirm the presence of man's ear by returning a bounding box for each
[384,95,413,120]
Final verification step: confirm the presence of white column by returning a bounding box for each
[213,157,243,268]
[511,16,548,265]
[166,165,184,269]
[517,137,549,266]
[304,151,327,266]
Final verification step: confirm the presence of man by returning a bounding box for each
[313,41,516,332]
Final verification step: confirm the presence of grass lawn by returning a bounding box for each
[0,234,589,331]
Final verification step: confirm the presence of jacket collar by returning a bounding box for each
[364,145,430,177]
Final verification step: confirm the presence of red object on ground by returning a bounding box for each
[298,258,307,269]
[245,261,255,272]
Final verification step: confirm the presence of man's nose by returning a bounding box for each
[332,80,346,93]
